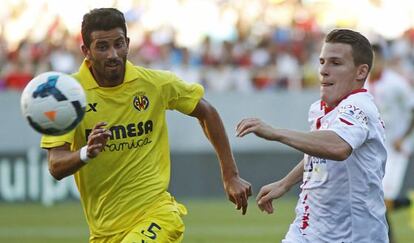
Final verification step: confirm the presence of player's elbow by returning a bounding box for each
[48,161,65,181]
[49,169,64,181]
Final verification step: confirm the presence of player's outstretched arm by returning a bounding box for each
[257,160,304,214]
[236,118,352,161]
[189,98,252,215]
[48,122,111,180]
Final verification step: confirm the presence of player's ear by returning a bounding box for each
[356,64,369,81]
[81,44,91,60]
[126,37,130,48]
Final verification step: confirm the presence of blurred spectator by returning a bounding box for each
[49,42,78,74]
[275,47,302,90]
[171,47,202,84]
[137,31,161,66]
[0,0,413,93]
[3,59,33,90]
[204,59,235,92]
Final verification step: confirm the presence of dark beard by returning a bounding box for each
[107,70,122,82]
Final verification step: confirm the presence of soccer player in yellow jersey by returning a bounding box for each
[40,8,252,243]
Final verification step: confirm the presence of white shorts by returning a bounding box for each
[382,146,410,200]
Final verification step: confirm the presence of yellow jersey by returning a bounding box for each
[41,60,204,237]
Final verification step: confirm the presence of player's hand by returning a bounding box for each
[86,122,111,158]
[223,175,252,215]
[256,180,289,214]
[235,118,276,140]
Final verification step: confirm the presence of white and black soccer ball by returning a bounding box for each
[20,71,86,136]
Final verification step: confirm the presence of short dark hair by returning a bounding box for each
[325,29,373,72]
[81,8,127,48]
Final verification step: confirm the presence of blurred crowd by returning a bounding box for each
[1,0,414,92]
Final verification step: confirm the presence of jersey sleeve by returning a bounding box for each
[328,104,369,149]
[161,72,204,114]
[40,129,76,149]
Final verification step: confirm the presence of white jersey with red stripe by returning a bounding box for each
[283,90,389,243]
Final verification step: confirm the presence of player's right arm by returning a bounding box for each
[48,143,86,180]
[48,122,111,180]
[256,159,303,214]
[236,118,352,161]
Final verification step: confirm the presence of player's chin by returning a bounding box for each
[106,71,123,82]
[320,86,328,95]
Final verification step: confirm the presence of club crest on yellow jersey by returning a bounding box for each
[133,92,149,111]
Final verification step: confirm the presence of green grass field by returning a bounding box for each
[1,198,413,243]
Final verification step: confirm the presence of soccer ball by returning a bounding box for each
[20,71,86,136]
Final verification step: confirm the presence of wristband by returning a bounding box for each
[80,146,90,163]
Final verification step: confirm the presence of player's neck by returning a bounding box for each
[324,88,367,110]
[89,67,124,87]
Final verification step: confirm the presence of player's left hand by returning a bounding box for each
[223,175,252,215]
[87,122,111,158]
[235,118,277,140]
[256,180,289,214]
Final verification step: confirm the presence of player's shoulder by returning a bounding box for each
[337,91,379,121]
[134,65,171,76]
[309,99,325,114]
[339,91,374,111]
[308,100,324,120]
[133,65,176,86]
[342,91,373,106]
[309,100,321,110]
[70,72,83,84]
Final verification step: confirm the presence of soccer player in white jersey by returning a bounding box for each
[236,29,389,242]
[367,44,414,243]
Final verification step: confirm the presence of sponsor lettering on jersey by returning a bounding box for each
[338,105,368,126]
[85,120,153,151]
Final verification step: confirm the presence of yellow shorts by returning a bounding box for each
[90,196,187,243]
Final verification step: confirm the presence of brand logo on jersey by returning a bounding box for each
[304,156,327,173]
[133,92,149,111]
[86,103,98,112]
[339,105,368,126]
